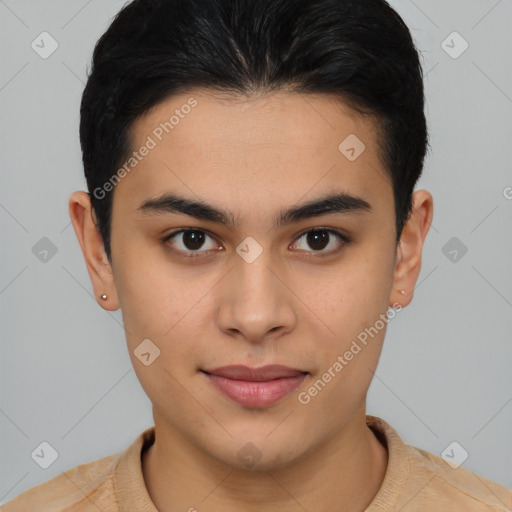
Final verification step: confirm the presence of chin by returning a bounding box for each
[206,429,308,472]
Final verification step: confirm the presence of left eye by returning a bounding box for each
[162,228,348,258]
[291,228,348,255]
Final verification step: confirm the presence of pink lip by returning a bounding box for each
[202,365,308,407]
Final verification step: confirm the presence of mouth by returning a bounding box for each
[201,365,309,408]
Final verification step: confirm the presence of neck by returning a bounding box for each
[141,405,388,512]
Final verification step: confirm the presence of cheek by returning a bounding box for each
[304,244,395,383]
[299,299,391,429]
[113,246,197,335]
[316,260,393,338]
[113,252,214,379]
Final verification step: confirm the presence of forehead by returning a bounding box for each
[114,89,392,220]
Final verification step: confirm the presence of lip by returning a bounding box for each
[203,364,307,381]
[202,365,308,407]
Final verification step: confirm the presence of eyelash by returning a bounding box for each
[161,227,350,260]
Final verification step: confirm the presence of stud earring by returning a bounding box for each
[100,294,108,300]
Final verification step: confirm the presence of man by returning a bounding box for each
[3,0,511,510]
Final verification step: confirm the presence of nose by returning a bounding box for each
[215,249,297,344]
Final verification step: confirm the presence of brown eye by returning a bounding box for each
[162,229,219,257]
[291,228,348,256]
[306,230,329,250]
[180,230,206,250]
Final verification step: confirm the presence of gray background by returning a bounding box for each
[1,0,511,504]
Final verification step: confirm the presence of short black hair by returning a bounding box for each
[80,0,429,263]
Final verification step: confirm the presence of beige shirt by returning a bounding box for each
[2,415,511,511]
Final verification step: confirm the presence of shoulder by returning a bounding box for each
[366,415,512,512]
[0,452,121,512]
[402,443,512,511]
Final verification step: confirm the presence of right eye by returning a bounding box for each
[161,228,222,258]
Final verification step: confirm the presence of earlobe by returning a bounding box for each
[389,241,410,308]
[68,191,120,311]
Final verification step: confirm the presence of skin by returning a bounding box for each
[69,89,433,512]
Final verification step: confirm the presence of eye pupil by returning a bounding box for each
[183,230,205,250]
[307,230,329,250]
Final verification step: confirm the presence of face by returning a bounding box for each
[76,89,424,470]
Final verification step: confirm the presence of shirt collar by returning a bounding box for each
[114,415,410,511]
[114,425,159,511]
[365,414,411,510]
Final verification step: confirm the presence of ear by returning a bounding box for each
[68,191,120,311]
[389,189,434,308]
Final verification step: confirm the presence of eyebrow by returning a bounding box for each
[134,191,372,229]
